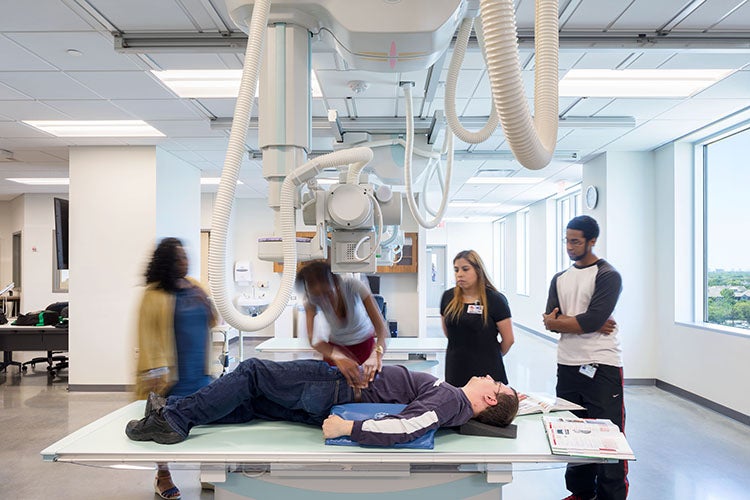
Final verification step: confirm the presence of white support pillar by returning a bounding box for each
[68,146,200,389]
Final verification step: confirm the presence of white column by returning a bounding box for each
[68,146,200,389]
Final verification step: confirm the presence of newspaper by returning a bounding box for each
[543,416,635,460]
[517,393,585,416]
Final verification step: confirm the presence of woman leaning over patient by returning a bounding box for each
[296,260,389,389]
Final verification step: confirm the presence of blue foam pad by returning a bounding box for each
[325,403,436,449]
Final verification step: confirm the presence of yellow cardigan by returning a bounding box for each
[134,277,218,398]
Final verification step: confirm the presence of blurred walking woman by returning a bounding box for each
[135,237,218,499]
[440,250,514,387]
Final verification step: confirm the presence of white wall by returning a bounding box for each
[654,143,750,415]
[601,151,657,378]
[68,146,201,388]
[426,220,495,289]
[18,194,70,311]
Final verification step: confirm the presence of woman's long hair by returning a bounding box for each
[443,250,497,326]
[295,260,345,315]
[145,237,184,292]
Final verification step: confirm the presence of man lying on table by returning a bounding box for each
[126,358,519,446]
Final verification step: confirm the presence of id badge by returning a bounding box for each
[579,364,598,379]
[467,304,483,315]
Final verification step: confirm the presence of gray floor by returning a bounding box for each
[1,325,749,500]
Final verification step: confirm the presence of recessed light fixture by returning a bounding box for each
[200,178,244,185]
[152,70,323,98]
[559,69,734,98]
[23,120,164,137]
[66,49,83,57]
[466,176,544,185]
[7,178,70,185]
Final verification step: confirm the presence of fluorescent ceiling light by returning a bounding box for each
[153,70,323,98]
[7,178,69,185]
[153,70,244,98]
[24,120,164,137]
[200,178,243,185]
[559,69,734,97]
[466,176,544,185]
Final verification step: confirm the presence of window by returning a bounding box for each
[516,210,529,295]
[556,186,583,272]
[703,125,750,331]
[493,218,506,290]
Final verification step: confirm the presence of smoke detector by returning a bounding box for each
[0,149,16,162]
[347,80,369,94]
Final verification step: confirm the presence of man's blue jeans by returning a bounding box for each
[162,358,356,438]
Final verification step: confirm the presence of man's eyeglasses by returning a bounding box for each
[565,238,586,247]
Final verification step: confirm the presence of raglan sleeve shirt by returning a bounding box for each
[350,366,475,446]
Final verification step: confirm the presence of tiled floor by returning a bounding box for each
[1,326,748,500]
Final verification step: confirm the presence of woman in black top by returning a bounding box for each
[440,250,514,386]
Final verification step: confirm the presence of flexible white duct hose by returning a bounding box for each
[208,0,273,330]
[403,83,454,229]
[479,0,558,170]
[444,17,499,143]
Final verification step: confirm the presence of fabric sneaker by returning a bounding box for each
[562,494,597,500]
[145,392,167,417]
[125,411,184,445]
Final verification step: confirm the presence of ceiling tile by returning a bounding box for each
[611,0,688,31]
[0,121,56,138]
[0,100,71,120]
[694,70,750,99]
[0,72,99,99]
[44,99,135,119]
[659,53,750,70]
[573,52,634,70]
[112,99,202,120]
[564,98,613,117]
[711,2,750,30]
[0,35,56,71]
[67,71,175,100]
[673,0,747,30]
[0,0,93,31]
[84,0,201,31]
[596,98,682,120]
[560,0,627,30]
[656,98,750,121]
[624,52,676,70]
[6,32,141,71]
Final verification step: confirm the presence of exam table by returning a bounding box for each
[41,400,603,500]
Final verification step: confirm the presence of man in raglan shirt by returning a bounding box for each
[125,357,519,447]
[542,215,628,500]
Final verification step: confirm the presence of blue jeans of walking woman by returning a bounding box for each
[162,358,357,438]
